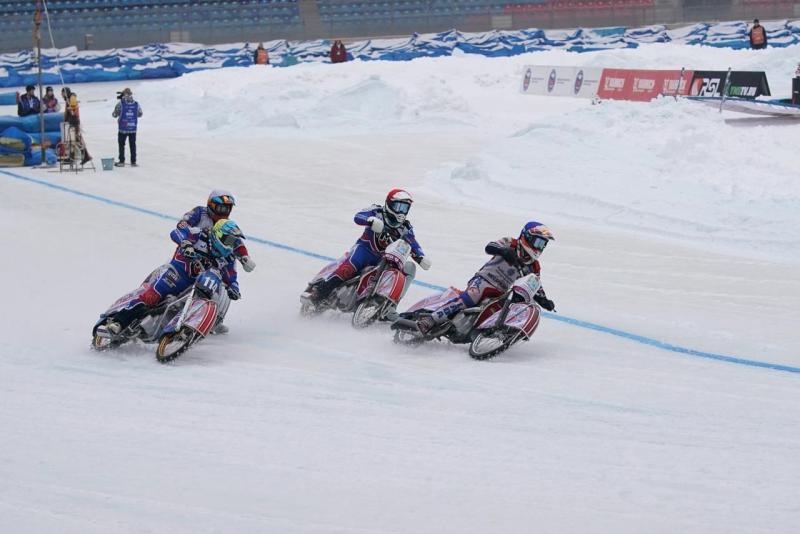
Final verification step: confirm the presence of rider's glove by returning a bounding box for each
[239,255,256,273]
[500,248,518,266]
[367,216,384,234]
[534,294,555,312]
[180,240,196,259]
[227,286,241,300]
[418,256,432,270]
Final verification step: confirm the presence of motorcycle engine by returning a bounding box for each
[451,313,473,336]
[337,285,357,310]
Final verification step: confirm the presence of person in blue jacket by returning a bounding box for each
[17,85,40,117]
[112,87,143,167]
[305,189,432,305]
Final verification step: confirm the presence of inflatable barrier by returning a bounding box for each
[0,125,59,167]
[0,112,62,133]
[1,19,799,88]
[0,91,17,106]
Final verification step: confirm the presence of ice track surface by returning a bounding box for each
[1,44,799,533]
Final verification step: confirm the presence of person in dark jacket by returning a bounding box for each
[42,86,60,113]
[17,85,40,117]
[112,87,143,167]
[749,19,768,49]
[330,40,348,63]
[254,42,269,65]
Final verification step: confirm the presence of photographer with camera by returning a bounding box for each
[112,87,143,167]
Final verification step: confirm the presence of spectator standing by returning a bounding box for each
[42,86,60,113]
[17,85,40,117]
[62,87,92,165]
[749,19,768,50]
[254,42,269,65]
[330,39,348,63]
[112,87,143,167]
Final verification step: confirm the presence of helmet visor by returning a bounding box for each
[387,200,411,215]
[220,232,240,248]
[525,234,549,252]
[210,203,232,217]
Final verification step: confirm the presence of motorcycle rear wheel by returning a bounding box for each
[156,327,197,363]
[392,327,426,346]
[91,333,122,351]
[469,330,522,361]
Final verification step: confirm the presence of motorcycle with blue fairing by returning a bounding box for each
[91,220,247,363]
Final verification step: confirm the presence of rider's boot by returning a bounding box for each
[106,302,149,335]
[309,276,343,304]
[416,300,465,334]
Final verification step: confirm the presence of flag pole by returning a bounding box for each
[34,0,46,165]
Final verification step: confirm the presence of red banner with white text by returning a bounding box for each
[596,69,694,101]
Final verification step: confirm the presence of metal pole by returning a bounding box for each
[673,67,684,101]
[34,0,46,165]
[719,67,732,114]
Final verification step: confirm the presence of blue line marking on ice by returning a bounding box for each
[4,169,799,375]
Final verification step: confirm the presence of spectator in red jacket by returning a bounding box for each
[254,42,269,65]
[749,19,768,50]
[330,40,348,63]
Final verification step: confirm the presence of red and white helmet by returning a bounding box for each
[383,189,413,228]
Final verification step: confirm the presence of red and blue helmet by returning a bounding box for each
[517,221,554,264]
[207,189,236,221]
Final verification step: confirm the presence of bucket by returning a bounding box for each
[101,158,114,171]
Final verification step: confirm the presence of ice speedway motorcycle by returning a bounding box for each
[300,239,414,328]
[92,260,233,363]
[391,273,543,360]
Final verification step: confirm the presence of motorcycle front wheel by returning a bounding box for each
[156,327,197,363]
[352,298,384,329]
[469,330,522,361]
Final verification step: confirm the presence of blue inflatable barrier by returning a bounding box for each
[24,147,58,166]
[0,126,32,152]
[17,112,62,133]
[0,115,21,131]
[0,92,17,106]
[28,131,61,146]
[2,19,798,88]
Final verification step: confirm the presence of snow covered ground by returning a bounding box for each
[1,43,799,533]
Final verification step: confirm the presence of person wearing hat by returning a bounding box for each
[41,86,60,113]
[17,85,40,117]
[749,19,768,49]
[112,87,143,167]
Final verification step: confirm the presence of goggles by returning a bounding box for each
[525,234,550,252]
[387,200,411,215]
[210,203,232,216]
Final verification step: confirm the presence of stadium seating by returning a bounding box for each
[0,0,301,35]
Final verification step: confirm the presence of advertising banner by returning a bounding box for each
[520,66,602,99]
[596,69,694,101]
[689,71,771,99]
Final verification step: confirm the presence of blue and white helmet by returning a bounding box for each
[517,221,554,264]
